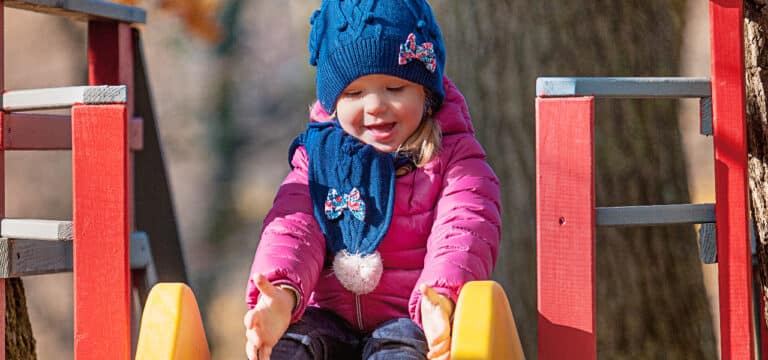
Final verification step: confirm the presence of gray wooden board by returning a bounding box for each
[5,0,146,23]
[0,219,73,241]
[3,86,127,112]
[0,231,151,278]
[536,77,711,98]
[596,203,715,226]
[700,97,713,136]
[133,30,188,283]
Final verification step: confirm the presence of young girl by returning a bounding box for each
[244,1,500,359]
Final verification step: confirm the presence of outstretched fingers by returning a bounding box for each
[253,273,280,299]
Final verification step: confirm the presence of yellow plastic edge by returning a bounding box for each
[135,283,211,360]
[451,281,525,360]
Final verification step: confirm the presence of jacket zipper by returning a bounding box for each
[355,294,364,330]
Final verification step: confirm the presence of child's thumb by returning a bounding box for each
[253,273,278,298]
[420,284,440,305]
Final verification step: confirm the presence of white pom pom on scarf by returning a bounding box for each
[332,250,383,295]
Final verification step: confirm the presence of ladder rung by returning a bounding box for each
[0,231,151,278]
[3,85,127,112]
[5,0,146,24]
[2,113,144,151]
[536,77,711,98]
[1,219,72,241]
[596,203,715,226]
[3,86,127,112]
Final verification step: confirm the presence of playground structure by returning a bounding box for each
[2,0,758,359]
[0,0,187,359]
[536,0,761,359]
[0,1,526,359]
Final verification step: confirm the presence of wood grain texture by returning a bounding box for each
[72,104,130,360]
[0,232,151,278]
[710,1,755,359]
[536,97,595,360]
[0,219,72,241]
[4,0,145,23]
[2,85,126,111]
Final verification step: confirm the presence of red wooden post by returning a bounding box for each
[74,20,134,360]
[72,104,130,359]
[0,2,6,359]
[710,1,755,359]
[537,97,596,360]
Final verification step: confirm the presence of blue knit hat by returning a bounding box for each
[308,0,446,114]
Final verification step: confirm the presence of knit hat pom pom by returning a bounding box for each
[333,250,383,295]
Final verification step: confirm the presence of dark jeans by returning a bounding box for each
[269,306,428,360]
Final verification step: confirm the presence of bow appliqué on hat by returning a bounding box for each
[398,33,436,73]
[325,188,366,221]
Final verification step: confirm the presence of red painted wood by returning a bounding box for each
[3,114,71,150]
[1,114,142,151]
[710,1,755,359]
[536,97,596,360]
[88,21,133,116]
[88,20,136,230]
[0,3,7,359]
[86,20,134,357]
[72,104,130,360]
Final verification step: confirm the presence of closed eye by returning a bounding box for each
[387,86,404,92]
[342,90,362,97]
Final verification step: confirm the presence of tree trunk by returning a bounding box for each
[745,0,768,350]
[433,1,716,358]
[6,279,36,359]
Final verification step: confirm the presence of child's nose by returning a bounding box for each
[364,92,386,115]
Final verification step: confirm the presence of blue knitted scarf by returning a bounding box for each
[288,122,396,259]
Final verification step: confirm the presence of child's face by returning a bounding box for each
[336,74,425,153]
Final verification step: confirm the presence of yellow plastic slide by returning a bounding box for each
[451,281,525,359]
[135,281,524,359]
[135,283,210,360]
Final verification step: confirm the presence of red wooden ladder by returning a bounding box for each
[0,1,177,359]
[536,1,755,359]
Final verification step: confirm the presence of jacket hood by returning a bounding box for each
[309,76,474,137]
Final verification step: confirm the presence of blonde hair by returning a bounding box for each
[397,91,441,167]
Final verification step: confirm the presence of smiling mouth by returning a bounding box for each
[364,122,396,136]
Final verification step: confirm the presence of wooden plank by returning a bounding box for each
[537,96,596,360]
[2,85,126,111]
[2,113,141,150]
[0,4,7,358]
[3,114,70,150]
[596,203,715,226]
[536,77,711,98]
[72,104,130,360]
[0,232,153,278]
[701,97,713,136]
[0,239,71,277]
[0,218,72,240]
[4,0,145,24]
[133,30,187,283]
[710,1,755,359]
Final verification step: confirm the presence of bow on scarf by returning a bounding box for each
[398,33,436,73]
[325,188,366,221]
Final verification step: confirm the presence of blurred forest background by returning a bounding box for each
[4,0,720,359]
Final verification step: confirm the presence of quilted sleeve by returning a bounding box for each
[245,146,326,323]
[408,134,502,327]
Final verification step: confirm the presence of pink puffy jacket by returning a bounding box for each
[246,77,501,332]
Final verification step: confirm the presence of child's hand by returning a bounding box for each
[244,273,296,360]
[419,284,455,360]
